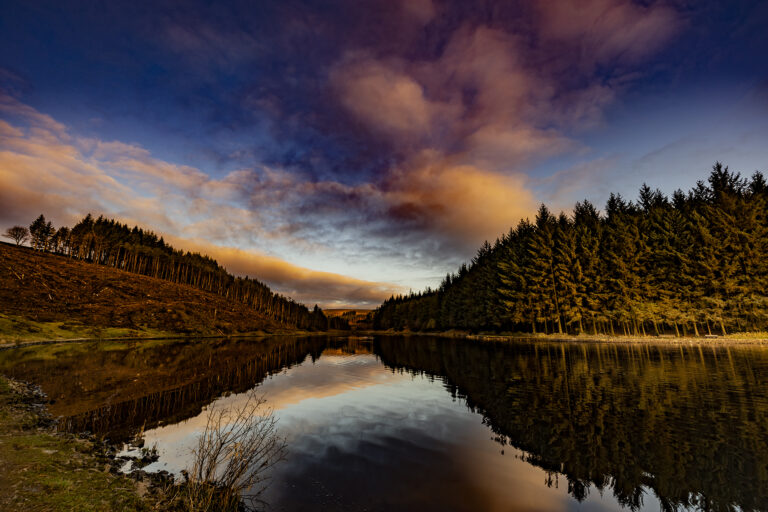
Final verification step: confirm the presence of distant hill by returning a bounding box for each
[324,309,374,330]
[6,213,340,331]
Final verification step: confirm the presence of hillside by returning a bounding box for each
[323,309,374,330]
[0,242,285,341]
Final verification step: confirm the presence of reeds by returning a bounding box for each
[172,391,286,511]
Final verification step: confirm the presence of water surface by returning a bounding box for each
[1,336,766,511]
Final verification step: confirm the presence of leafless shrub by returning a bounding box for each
[178,391,286,511]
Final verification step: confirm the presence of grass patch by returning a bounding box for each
[0,313,176,345]
[0,376,153,511]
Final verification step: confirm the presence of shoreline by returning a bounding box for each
[0,329,354,351]
[0,375,165,511]
[362,330,768,345]
[3,329,768,351]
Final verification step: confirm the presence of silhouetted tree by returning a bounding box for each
[29,214,54,250]
[3,226,29,246]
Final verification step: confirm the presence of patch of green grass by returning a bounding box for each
[0,375,152,511]
[0,338,187,367]
[0,313,90,343]
[0,313,176,345]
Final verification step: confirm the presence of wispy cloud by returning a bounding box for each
[0,92,401,307]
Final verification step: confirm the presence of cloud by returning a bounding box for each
[161,236,400,307]
[320,20,631,251]
[330,56,439,142]
[382,152,538,244]
[305,3,681,256]
[0,95,402,307]
[133,1,683,265]
[400,0,436,25]
[0,1,687,297]
[534,0,680,68]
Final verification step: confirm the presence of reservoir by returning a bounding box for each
[1,336,766,511]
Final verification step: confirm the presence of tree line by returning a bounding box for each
[374,163,768,336]
[3,214,347,331]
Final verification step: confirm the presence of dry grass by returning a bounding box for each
[0,242,278,337]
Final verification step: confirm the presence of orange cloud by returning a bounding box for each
[160,234,402,307]
[327,25,575,250]
[330,56,447,142]
[383,152,538,244]
[0,97,403,307]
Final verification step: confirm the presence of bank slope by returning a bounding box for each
[0,242,284,341]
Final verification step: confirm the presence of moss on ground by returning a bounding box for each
[0,376,154,511]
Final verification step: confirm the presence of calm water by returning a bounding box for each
[1,336,767,511]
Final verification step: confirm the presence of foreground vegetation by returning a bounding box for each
[0,376,154,511]
[375,163,768,336]
[0,373,285,512]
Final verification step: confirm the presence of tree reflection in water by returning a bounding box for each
[1,336,766,510]
[375,337,768,511]
[0,337,329,442]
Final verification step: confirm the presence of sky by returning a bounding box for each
[1,0,767,308]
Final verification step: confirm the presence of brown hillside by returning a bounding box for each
[0,242,279,336]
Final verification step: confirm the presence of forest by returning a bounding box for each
[374,163,768,336]
[3,214,346,331]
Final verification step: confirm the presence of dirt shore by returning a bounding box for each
[0,375,166,511]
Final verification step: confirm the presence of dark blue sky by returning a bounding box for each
[1,0,767,306]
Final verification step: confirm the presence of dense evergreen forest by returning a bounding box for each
[374,163,768,336]
[5,214,346,331]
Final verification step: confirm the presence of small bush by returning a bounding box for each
[174,392,286,511]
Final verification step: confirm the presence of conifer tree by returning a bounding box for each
[374,162,768,336]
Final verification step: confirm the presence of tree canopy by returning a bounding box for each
[374,163,768,336]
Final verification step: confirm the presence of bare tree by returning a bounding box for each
[3,226,29,246]
[180,392,286,511]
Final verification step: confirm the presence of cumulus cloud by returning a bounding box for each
[330,56,439,142]
[382,152,538,244]
[322,9,677,251]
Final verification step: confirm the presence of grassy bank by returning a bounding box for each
[0,315,348,348]
[0,373,285,511]
[0,376,157,511]
[367,329,768,345]
[0,313,176,345]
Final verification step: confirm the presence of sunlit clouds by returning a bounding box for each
[0,94,399,306]
[1,0,767,305]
